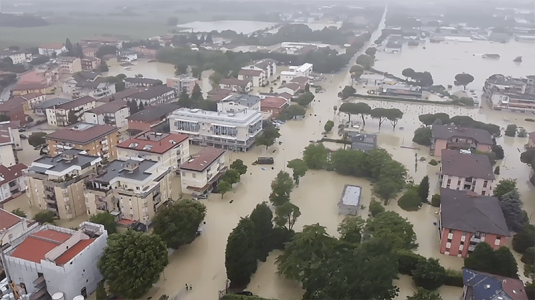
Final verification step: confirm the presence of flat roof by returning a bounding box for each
[339,184,361,206]
[116,131,188,154]
[10,229,71,263]
[221,94,261,107]
[54,96,96,110]
[170,107,263,125]
[93,159,159,184]
[46,123,118,145]
[29,149,101,175]
[87,100,128,115]
[180,147,225,172]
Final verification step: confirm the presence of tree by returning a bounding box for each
[98,60,109,72]
[95,282,107,300]
[191,83,203,102]
[494,246,519,278]
[324,120,334,132]
[354,102,372,126]
[339,102,357,122]
[11,208,26,218]
[74,43,84,58]
[1,57,13,66]
[369,199,385,217]
[418,176,430,202]
[28,132,47,147]
[98,231,168,299]
[340,85,356,99]
[371,108,388,129]
[385,108,404,130]
[431,194,441,207]
[413,71,434,87]
[209,71,224,85]
[225,217,257,287]
[493,179,517,199]
[178,88,193,108]
[67,109,79,125]
[499,189,526,232]
[520,149,535,184]
[402,68,415,80]
[398,188,422,211]
[513,224,535,254]
[455,73,475,90]
[218,181,232,199]
[274,202,301,230]
[152,200,206,249]
[221,169,241,185]
[279,104,306,120]
[34,210,57,224]
[230,159,247,175]
[365,47,377,56]
[349,65,364,80]
[250,202,274,261]
[366,211,417,250]
[255,126,280,150]
[96,45,117,58]
[412,127,432,146]
[338,216,365,244]
[505,124,517,137]
[302,143,329,169]
[407,288,443,300]
[175,63,188,75]
[492,144,504,160]
[286,159,307,185]
[465,242,518,278]
[206,32,214,44]
[65,38,73,55]
[398,250,426,275]
[356,54,374,70]
[269,171,294,206]
[296,92,315,107]
[89,212,118,234]
[166,16,179,26]
[412,258,446,290]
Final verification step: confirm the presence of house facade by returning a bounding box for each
[0,50,27,65]
[219,78,253,93]
[179,147,227,195]
[439,189,509,258]
[0,209,36,246]
[57,57,82,74]
[166,76,200,93]
[38,43,67,56]
[84,158,172,224]
[25,150,102,219]
[217,94,261,113]
[125,86,177,106]
[116,131,190,171]
[81,57,101,71]
[431,125,494,157]
[0,164,28,203]
[83,100,130,128]
[169,108,263,151]
[440,149,495,196]
[238,67,266,87]
[46,96,97,127]
[260,97,289,118]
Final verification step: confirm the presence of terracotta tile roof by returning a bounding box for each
[279,82,300,92]
[54,96,96,110]
[0,97,24,112]
[11,236,59,263]
[117,131,188,154]
[55,238,95,266]
[88,100,128,114]
[33,229,71,242]
[180,147,225,172]
[239,69,264,77]
[261,97,288,109]
[441,149,495,180]
[0,208,22,231]
[0,163,27,186]
[12,82,47,91]
[46,123,118,145]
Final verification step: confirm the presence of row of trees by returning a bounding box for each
[339,102,404,129]
[217,159,248,198]
[397,176,429,211]
[401,68,434,87]
[177,83,217,111]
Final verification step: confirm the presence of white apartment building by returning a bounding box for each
[166,75,200,93]
[217,94,261,113]
[26,150,102,219]
[46,96,97,127]
[38,44,67,56]
[0,164,28,204]
[0,209,36,246]
[0,122,23,167]
[2,222,108,300]
[238,66,267,87]
[57,57,82,74]
[280,63,313,82]
[180,147,227,194]
[169,108,263,151]
[439,149,496,196]
[116,131,190,171]
[84,158,172,224]
[0,50,27,65]
[254,59,277,78]
[83,100,130,128]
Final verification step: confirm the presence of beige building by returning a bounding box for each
[116,131,190,171]
[46,123,120,159]
[25,150,102,219]
[84,158,172,224]
[57,57,82,74]
[440,149,495,196]
[83,100,130,128]
[180,147,227,195]
[431,125,493,157]
[46,96,97,127]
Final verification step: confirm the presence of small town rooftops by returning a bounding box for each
[432,125,494,145]
[221,94,261,107]
[124,77,161,85]
[254,58,277,69]
[219,78,251,87]
[87,100,128,115]
[238,69,264,76]
[0,163,27,188]
[463,268,528,300]
[117,131,188,154]
[10,229,71,263]
[46,123,118,145]
[180,147,225,172]
[29,149,101,175]
[53,96,96,110]
[261,97,287,109]
[127,85,174,100]
[0,97,24,112]
[35,97,72,110]
[92,159,159,184]
[440,188,509,237]
[100,87,146,103]
[128,103,180,122]
[279,82,301,92]
[0,208,24,231]
[441,149,495,180]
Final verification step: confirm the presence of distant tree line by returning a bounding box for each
[0,13,48,27]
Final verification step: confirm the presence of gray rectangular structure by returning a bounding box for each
[338,184,362,215]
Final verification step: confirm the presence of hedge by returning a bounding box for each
[397,250,426,275]
[350,93,464,106]
[444,269,464,287]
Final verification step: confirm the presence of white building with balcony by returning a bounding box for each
[84,158,172,224]
[116,131,190,171]
[2,222,108,300]
[439,149,495,196]
[169,108,263,151]
[217,94,261,114]
[46,96,97,127]
[179,147,227,195]
[280,63,313,82]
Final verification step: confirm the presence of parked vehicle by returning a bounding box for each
[253,157,274,165]
[19,134,27,139]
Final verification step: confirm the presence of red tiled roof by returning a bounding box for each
[33,229,71,243]
[11,236,59,263]
[13,82,47,91]
[0,97,24,112]
[279,82,300,92]
[55,238,95,266]
[0,163,27,186]
[21,92,46,100]
[239,69,263,76]
[0,209,22,231]
[117,131,188,154]
[261,97,288,109]
[55,96,95,110]
[180,147,225,172]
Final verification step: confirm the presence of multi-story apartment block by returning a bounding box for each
[0,122,21,167]
[46,96,97,127]
[179,147,227,194]
[238,67,266,87]
[38,43,66,56]
[431,125,493,157]
[169,108,263,151]
[84,158,172,224]
[254,59,277,78]
[219,78,253,93]
[440,149,495,196]
[124,77,161,88]
[483,74,535,113]
[116,131,189,171]
[83,100,130,128]
[166,75,199,93]
[26,150,102,219]
[124,86,177,106]
[45,123,119,159]
[2,222,108,300]
[0,164,28,204]
[439,189,509,258]
[217,94,261,113]
[81,56,101,71]
[57,57,82,74]
[0,50,27,65]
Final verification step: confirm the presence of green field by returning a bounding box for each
[0,19,176,49]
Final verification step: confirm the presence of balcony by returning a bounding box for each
[33,275,46,289]
[30,287,49,300]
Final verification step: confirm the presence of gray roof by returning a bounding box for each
[440,188,509,236]
[339,184,361,206]
[34,98,73,110]
[127,103,180,122]
[350,133,377,152]
[432,125,493,145]
[124,77,160,85]
[93,159,158,184]
[462,269,528,300]
[441,149,495,180]
[127,85,175,100]
[221,94,261,107]
[29,149,100,174]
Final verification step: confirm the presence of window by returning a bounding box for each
[447,179,451,184]
[457,180,461,186]
[192,173,196,178]
[482,191,486,196]
[483,181,488,187]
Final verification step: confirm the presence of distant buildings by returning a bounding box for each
[46,96,97,127]
[124,77,161,88]
[219,78,253,93]
[62,71,116,99]
[83,100,130,128]
[483,74,535,113]
[2,222,108,300]
[179,147,227,195]
[217,94,261,113]
[0,208,35,245]
[57,57,82,74]
[0,163,28,203]
[380,84,422,98]
[127,103,180,133]
[124,85,177,106]
[238,67,266,87]
[169,108,263,151]
[338,184,361,215]
[439,189,509,258]
[260,97,289,118]
[280,63,313,82]
[440,149,495,196]
[254,59,277,78]
[166,75,199,93]
[38,43,66,56]
[430,125,493,157]
[462,268,528,300]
